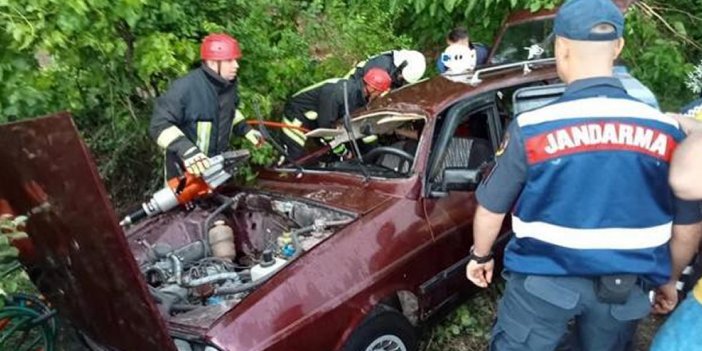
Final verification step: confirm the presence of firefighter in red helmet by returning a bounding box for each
[280,68,392,160]
[150,33,263,179]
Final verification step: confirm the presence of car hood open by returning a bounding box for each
[0,113,177,351]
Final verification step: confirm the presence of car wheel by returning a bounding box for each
[342,306,417,351]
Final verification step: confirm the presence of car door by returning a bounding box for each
[418,92,505,317]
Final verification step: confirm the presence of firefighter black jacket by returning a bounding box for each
[283,78,367,130]
[149,64,251,178]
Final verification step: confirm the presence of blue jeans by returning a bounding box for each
[650,295,702,351]
[491,272,651,351]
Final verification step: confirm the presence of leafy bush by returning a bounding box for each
[0,215,33,307]
[0,0,412,209]
[2,0,702,208]
[422,283,503,351]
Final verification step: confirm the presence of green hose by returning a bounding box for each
[0,303,55,351]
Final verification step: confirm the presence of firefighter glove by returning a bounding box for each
[182,150,211,176]
[245,129,265,147]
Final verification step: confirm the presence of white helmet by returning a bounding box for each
[393,50,426,84]
[441,44,477,74]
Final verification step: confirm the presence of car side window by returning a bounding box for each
[429,104,498,189]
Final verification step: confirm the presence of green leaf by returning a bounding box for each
[673,21,687,36]
[430,1,438,16]
[465,0,478,16]
[414,0,427,14]
[444,0,458,13]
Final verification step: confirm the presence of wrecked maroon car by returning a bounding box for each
[0,4,654,351]
[0,68,550,351]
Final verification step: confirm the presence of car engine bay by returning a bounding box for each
[125,192,354,321]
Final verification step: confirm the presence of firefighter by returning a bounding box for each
[345,50,426,89]
[465,0,702,350]
[280,68,392,160]
[150,33,263,179]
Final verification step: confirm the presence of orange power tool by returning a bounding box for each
[119,150,250,227]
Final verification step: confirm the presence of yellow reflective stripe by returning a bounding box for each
[196,121,212,153]
[245,130,259,145]
[344,51,391,78]
[282,116,306,138]
[362,135,378,143]
[156,126,186,150]
[233,109,245,125]
[332,143,347,155]
[344,60,367,78]
[694,279,702,303]
[293,78,342,97]
[282,116,303,127]
[304,111,318,121]
[283,127,306,146]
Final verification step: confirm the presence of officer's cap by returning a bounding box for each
[554,0,624,41]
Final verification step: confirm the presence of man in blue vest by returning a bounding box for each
[465,0,702,350]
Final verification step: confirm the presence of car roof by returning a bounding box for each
[366,63,559,117]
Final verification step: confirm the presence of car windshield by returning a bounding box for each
[294,112,426,178]
[490,18,555,65]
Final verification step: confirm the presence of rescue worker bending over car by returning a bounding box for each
[345,50,426,89]
[280,68,392,160]
[150,33,263,179]
[465,1,702,350]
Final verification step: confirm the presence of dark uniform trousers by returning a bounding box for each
[491,272,651,351]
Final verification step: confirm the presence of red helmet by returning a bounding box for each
[200,33,242,61]
[363,68,392,92]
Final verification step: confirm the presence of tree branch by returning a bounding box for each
[115,20,135,77]
[636,1,702,51]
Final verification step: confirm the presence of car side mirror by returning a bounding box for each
[429,167,482,197]
[443,168,482,192]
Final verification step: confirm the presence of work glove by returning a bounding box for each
[332,143,348,157]
[245,129,265,147]
[182,150,211,176]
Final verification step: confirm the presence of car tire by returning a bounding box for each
[342,306,418,351]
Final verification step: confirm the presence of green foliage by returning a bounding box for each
[0,215,33,306]
[231,137,279,184]
[390,0,559,53]
[423,283,504,351]
[2,0,702,209]
[0,0,411,209]
[621,2,700,110]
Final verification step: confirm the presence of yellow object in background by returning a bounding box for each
[694,278,702,303]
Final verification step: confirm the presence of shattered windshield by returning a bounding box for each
[490,19,555,65]
[293,113,426,178]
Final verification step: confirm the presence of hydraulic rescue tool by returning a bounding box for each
[119,150,250,227]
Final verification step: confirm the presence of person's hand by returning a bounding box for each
[652,281,678,314]
[245,129,265,147]
[183,152,211,176]
[466,258,494,288]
